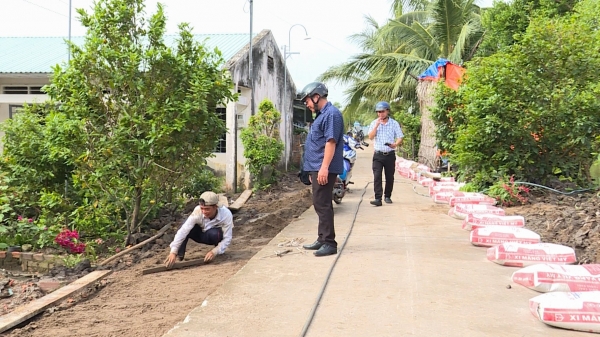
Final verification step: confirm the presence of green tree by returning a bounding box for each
[320,0,483,111]
[477,0,579,57]
[240,99,284,189]
[439,0,600,186]
[41,0,235,243]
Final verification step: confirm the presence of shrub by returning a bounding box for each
[181,165,223,198]
[240,99,284,189]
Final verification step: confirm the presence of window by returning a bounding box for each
[267,56,274,72]
[214,107,227,153]
[3,86,28,94]
[9,105,24,118]
[30,86,44,94]
[2,85,45,94]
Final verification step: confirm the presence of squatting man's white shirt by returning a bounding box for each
[169,205,234,255]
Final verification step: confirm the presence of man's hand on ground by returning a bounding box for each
[204,251,215,262]
[164,252,177,269]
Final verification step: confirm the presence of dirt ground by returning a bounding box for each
[2,172,312,337]
[2,174,599,336]
[508,189,600,264]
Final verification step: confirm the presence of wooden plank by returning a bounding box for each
[228,189,253,211]
[0,270,113,333]
[142,259,205,275]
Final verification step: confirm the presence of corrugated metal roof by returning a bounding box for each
[0,34,251,73]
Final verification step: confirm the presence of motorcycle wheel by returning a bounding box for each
[333,195,342,204]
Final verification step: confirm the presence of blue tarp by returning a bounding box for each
[417,58,450,80]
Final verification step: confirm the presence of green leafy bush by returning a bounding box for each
[181,165,223,198]
[240,99,284,189]
[433,1,600,187]
[392,108,421,160]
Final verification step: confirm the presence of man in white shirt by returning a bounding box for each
[164,191,233,268]
[367,101,404,206]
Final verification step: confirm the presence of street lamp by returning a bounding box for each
[283,24,310,171]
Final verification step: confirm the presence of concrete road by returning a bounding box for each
[163,145,589,337]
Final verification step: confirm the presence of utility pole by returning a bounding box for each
[249,0,255,116]
[68,0,72,62]
[282,25,310,171]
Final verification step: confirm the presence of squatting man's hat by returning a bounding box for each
[199,191,219,206]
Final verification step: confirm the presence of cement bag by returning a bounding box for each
[449,193,497,207]
[396,159,415,179]
[461,214,525,231]
[470,226,540,247]
[513,264,600,292]
[434,191,465,204]
[487,243,577,267]
[530,291,600,333]
[450,204,505,220]
[419,177,435,187]
[429,183,465,196]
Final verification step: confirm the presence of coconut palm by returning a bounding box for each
[320,0,483,167]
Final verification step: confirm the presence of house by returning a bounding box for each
[0,29,297,191]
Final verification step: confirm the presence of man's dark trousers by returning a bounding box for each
[310,172,338,248]
[177,225,223,256]
[372,152,396,200]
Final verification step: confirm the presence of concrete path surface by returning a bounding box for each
[163,146,590,337]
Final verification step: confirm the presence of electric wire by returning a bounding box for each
[298,182,370,337]
[20,0,68,17]
[513,181,596,195]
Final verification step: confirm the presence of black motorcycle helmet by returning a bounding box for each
[297,82,328,102]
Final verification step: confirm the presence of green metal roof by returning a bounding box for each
[0,34,251,73]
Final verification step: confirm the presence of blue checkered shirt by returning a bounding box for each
[303,102,345,174]
[368,117,404,152]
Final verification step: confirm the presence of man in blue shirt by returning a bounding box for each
[297,82,344,257]
[367,101,404,206]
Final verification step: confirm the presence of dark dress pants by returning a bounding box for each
[372,152,396,200]
[310,172,338,248]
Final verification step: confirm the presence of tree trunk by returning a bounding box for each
[127,186,142,245]
[417,81,438,171]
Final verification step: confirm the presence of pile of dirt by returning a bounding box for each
[3,171,312,337]
[0,275,44,315]
[508,190,600,263]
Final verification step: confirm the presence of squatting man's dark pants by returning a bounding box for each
[177,225,223,257]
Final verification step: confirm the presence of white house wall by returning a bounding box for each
[224,29,296,191]
[0,75,51,152]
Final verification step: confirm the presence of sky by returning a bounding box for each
[1,0,494,104]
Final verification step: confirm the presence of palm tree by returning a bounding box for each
[320,0,483,168]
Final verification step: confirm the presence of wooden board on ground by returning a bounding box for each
[0,270,113,333]
[228,189,252,212]
[142,259,205,275]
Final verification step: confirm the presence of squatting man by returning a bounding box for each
[164,191,233,268]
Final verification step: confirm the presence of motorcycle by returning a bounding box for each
[333,134,364,204]
[347,126,369,147]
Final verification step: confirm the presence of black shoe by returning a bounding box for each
[314,244,337,257]
[370,199,382,206]
[177,254,185,261]
[384,197,393,204]
[303,240,324,250]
